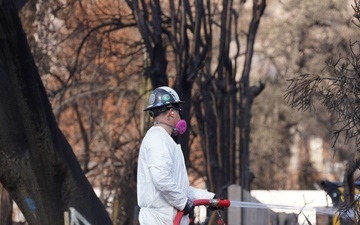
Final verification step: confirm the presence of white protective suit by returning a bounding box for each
[137,126,215,225]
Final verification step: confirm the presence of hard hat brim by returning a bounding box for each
[144,101,184,111]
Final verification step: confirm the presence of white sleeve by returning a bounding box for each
[187,186,215,201]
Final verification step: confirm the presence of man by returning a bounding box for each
[137,86,215,225]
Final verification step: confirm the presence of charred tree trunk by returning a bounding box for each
[238,2,266,225]
[0,2,112,225]
[128,0,168,89]
[239,0,266,192]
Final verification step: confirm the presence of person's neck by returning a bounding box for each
[154,121,174,135]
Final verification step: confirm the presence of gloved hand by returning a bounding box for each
[183,198,194,215]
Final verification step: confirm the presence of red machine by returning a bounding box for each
[173,198,231,225]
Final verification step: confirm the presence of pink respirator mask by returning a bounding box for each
[172,120,187,136]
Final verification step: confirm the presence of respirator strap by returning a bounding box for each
[154,121,175,132]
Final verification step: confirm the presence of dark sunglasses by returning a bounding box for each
[172,106,183,118]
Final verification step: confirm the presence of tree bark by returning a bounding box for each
[239,0,266,191]
[0,2,112,225]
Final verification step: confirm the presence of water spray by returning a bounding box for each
[173,199,338,225]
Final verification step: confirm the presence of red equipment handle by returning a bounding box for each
[173,199,230,225]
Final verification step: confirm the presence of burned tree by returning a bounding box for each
[0,1,112,224]
[285,1,360,223]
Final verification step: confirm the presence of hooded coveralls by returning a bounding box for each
[137,126,214,225]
